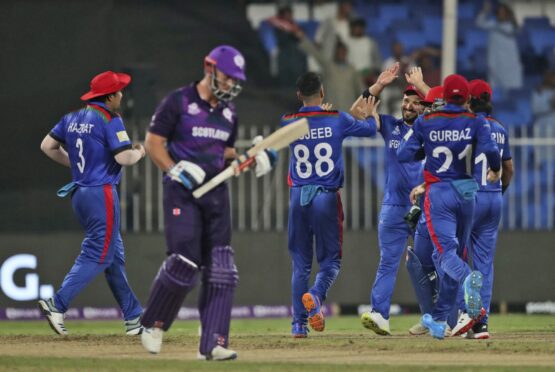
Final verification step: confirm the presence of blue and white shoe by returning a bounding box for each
[124,316,144,335]
[421,314,446,340]
[464,271,483,319]
[291,322,308,338]
[38,298,67,335]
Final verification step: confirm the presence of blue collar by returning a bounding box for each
[299,105,323,112]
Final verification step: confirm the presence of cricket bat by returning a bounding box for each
[192,118,308,199]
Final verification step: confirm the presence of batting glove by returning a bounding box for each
[168,160,206,190]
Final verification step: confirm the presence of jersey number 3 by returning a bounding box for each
[76,138,86,173]
[293,143,334,179]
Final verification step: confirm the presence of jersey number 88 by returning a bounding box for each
[293,143,334,178]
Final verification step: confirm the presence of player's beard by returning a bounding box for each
[402,108,418,124]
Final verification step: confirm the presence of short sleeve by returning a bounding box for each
[50,116,67,143]
[148,90,181,138]
[105,116,132,155]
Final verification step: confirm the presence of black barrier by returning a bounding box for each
[0,232,553,309]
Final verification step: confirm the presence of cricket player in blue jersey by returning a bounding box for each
[397,74,501,339]
[139,46,274,360]
[349,65,429,336]
[38,71,146,336]
[450,79,514,339]
[283,72,378,338]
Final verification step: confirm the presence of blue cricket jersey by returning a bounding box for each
[473,115,512,191]
[50,102,132,186]
[281,106,377,189]
[379,115,424,205]
[397,104,500,183]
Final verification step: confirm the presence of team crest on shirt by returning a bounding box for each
[173,208,181,216]
[188,103,201,115]
[392,125,401,136]
[223,108,233,122]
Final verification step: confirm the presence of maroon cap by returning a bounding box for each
[443,74,469,103]
[80,71,131,101]
[423,86,444,104]
[469,79,492,99]
[404,85,425,100]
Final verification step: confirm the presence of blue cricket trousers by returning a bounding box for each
[371,204,412,318]
[425,182,474,321]
[469,191,502,323]
[288,187,343,325]
[53,185,142,320]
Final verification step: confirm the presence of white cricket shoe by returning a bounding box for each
[38,298,67,335]
[361,311,391,336]
[197,346,238,361]
[124,316,144,335]
[141,327,163,354]
[451,312,474,337]
[409,322,428,335]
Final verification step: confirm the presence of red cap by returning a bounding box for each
[469,79,492,99]
[80,71,131,101]
[404,85,425,100]
[443,74,469,103]
[424,86,444,104]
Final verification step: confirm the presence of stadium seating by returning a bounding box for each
[246,0,555,229]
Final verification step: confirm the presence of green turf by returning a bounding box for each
[0,315,554,371]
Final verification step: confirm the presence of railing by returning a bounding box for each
[121,125,555,232]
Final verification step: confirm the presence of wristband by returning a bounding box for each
[362,89,373,99]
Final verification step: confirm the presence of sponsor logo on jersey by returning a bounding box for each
[188,103,200,115]
[223,107,233,122]
[192,126,230,141]
[116,131,130,142]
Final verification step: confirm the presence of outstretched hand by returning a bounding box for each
[376,62,400,87]
[405,66,424,86]
[350,96,381,123]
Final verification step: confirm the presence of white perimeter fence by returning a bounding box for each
[121,125,555,232]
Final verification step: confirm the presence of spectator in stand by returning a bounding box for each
[309,0,355,72]
[532,70,555,138]
[293,26,363,112]
[476,0,523,92]
[345,18,382,85]
[265,4,307,87]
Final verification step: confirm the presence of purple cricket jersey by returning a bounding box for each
[148,82,238,179]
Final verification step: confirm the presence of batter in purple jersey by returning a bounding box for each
[140,46,275,360]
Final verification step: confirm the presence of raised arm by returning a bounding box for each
[405,66,431,96]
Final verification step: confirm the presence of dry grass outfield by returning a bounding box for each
[0,315,554,371]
